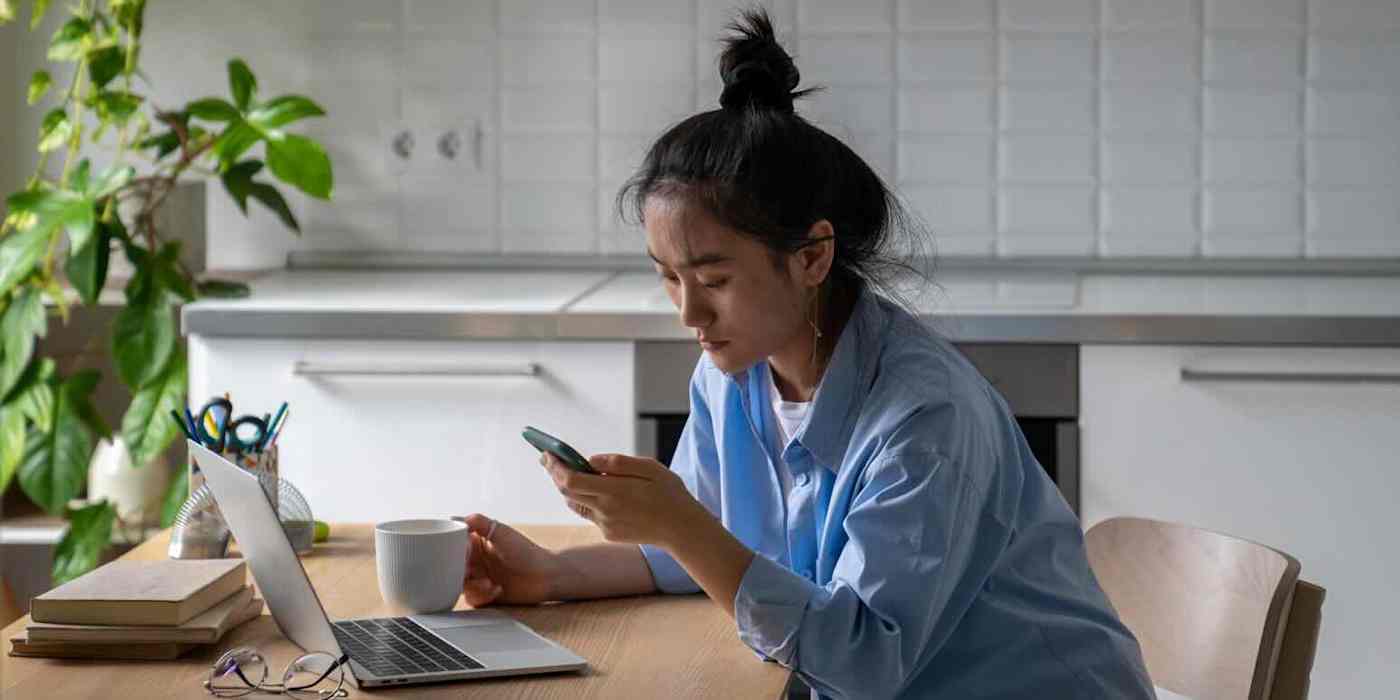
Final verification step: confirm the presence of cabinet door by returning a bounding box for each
[1081,345,1400,700]
[189,337,634,525]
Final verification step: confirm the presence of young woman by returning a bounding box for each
[459,11,1155,699]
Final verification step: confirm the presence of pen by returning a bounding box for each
[169,410,195,442]
[260,402,288,450]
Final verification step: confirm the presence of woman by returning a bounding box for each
[460,10,1155,699]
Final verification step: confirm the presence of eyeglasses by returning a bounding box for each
[204,647,350,698]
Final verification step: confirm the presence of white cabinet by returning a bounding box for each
[188,337,634,525]
[1080,345,1400,700]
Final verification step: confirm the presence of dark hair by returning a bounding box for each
[617,8,933,319]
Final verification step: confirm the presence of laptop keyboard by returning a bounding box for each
[332,617,484,678]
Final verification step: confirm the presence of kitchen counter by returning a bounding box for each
[182,269,1400,345]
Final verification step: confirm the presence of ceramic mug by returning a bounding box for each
[374,519,470,614]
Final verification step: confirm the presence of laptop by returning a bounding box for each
[190,440,588,688]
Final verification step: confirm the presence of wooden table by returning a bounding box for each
[1,524,791,699]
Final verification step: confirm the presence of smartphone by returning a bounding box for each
[522,426,599,474]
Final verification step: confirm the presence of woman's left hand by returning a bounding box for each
[539,452,705,548]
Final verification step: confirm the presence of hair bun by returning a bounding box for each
[718,9,801,113]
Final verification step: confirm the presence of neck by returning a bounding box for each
[768,284,855,402]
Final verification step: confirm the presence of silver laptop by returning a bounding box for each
[190,441,588,688]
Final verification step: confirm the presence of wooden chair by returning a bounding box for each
[1084,517,1308,700]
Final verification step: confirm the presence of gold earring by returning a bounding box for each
[808,291,823,367]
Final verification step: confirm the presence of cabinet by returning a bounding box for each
[188,337,634,524]
[1080,345,1400,700]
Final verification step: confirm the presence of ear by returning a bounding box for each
[794,220,836,289]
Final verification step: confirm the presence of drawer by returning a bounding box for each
[188,337,634,524]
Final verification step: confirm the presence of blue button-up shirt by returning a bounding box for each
[640,291,1156,699]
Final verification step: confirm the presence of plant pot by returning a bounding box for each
[87,437,170,530]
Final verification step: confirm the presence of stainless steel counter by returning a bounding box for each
[182,269,1400,346]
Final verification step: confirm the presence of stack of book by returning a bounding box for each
[9,559,262,660]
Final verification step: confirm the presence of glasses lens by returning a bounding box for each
[283,651,346,696]
[206,647,267,697]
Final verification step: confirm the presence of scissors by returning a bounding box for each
[192,397,271,455]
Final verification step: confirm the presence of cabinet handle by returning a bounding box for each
[293,361,540,378]
[1180,368,1400,384]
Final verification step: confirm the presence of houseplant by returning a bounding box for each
[0,0,333,582]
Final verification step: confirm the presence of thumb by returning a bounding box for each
[588,453,665,478]
[454,513,497,538]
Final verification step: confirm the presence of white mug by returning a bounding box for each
[374,519,470,614]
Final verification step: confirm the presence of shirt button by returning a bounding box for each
[801,569,814,580]
[795,472,810,487]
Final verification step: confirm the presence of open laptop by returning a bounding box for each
[190,440,588,688]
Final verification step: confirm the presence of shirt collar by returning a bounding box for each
[738,288,889,474]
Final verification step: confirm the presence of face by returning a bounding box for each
[643,194,824,375]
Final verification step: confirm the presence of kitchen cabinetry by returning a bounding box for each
[1080,345,1400,700]
[188,337,634,524]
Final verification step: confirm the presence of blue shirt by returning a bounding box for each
[640,291,1156,699]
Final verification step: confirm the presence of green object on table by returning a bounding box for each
[314,520,330,542]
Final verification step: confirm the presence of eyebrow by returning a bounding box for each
[646,249,733,270]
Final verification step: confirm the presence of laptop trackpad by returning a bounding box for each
[413,611,555,654]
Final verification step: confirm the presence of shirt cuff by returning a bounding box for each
[639,544,701,594]
[734,553,820,667]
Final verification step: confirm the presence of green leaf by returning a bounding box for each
[27,70,52,105]
[0,401,24,493]
[265,132,333,199]
[154,242,195,302]
[111,295,175,388]
[196,279,251,299]
[38,108,72,152]
[136,130,180,160]
[228,59,257,112]
[52,501,116,585]
[65,218,115,305]
[249,183,300,233]
[65,368,109,438]
[247,95,324,130]
[159,464,188,528]
[92,90,142,125]
[87,45,125,89]
[88,163,134,199]
[0,223,54,300]
[0,287,48,398]
[17,377,94,515]
[186,97,240,123]
[6,188,98,259]
[122,350,185,468]
[48,17,92,61]
[219,159,264,213]
[0,0,14,25]
[212,121,261,168]
[9,358,56,428]
[30,0,52,30]
[71,159,91,193]
[111,0,144,37]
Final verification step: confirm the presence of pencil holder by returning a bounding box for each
[173,444,279,559]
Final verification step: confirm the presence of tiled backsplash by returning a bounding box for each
[11,1,1400,268]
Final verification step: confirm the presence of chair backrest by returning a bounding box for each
[1084,517,1300,700]
[1268,580,1326,700]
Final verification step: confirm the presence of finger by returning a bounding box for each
[542,457,612,496]
[588,453,662,478]
[463,578,502,607]
[456,513,496,539]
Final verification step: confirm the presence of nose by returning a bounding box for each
[676,282,713,330]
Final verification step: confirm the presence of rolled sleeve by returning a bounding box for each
[734,553,820,666]
[639,544,700,594]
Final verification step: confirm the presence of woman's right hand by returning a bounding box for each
[456,513,565,606]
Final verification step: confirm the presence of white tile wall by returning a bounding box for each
[106,0,1399,266]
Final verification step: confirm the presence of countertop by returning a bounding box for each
[181,269,1400,345]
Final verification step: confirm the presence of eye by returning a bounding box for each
[701,278,729,289]
[657,271,680,284]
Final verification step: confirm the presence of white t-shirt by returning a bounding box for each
[767,364,813,499]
